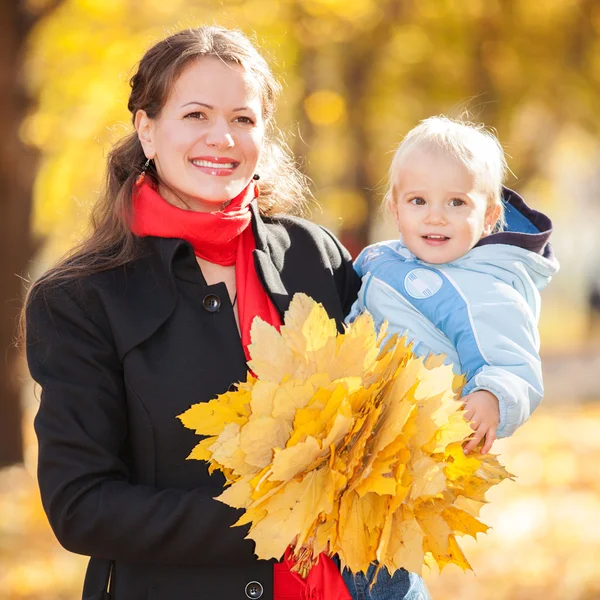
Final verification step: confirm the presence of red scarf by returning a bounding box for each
[131,181,349,600]
[275,549,351,600]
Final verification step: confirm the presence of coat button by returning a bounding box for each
[202,294,221,313]
[245,581,263,599]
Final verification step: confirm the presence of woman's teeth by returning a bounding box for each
[192,160,236,168]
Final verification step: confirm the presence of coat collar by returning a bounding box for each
[250,202,293,317]
[101,202,292,358]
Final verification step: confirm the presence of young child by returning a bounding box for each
[344,116,559,599]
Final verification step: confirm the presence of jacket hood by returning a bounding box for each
[476,187,555,261]
[468,187,559,290]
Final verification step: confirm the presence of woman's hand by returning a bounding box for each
[461,390,500,455]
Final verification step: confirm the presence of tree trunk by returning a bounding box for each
[0,0,60,467]
[339,0,407,254]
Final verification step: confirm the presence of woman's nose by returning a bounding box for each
[205,120,234,149]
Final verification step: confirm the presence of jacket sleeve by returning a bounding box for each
[457,285,543,438]
[26,282,254,565]
[319,227,362,318]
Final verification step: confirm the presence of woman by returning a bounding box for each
[24,26,360,600]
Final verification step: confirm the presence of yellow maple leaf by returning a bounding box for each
[216,477,253,509]
[415,501,453,565]
[353,454,398,497]
[240,416,291,469]
[387,508,426,575]
[336,491,381,573]
[409,455,447,501]
[331,311,380,379]
[442,506,490,538]
[271,378,318,423]
[178,391,249,436]
[444,441,486,481]
[445,534,472,571]
[187,436,218,461]
[250,468,338,560]
[208,423,246,472]
[453,495,487,517]
[248,319,297,383]
[280,295,338,374]
[249,379,279,418]
[269,436,322,481]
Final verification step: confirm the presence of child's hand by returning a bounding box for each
[461,390,499,455]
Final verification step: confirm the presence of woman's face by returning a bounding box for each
[136,57,264,212]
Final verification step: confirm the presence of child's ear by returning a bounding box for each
[387,194,401,232]
[483,203,501,236]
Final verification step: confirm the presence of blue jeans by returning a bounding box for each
[341,565,431,600]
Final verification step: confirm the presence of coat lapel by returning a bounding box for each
[93,237,181,359]
[250,204,292,318]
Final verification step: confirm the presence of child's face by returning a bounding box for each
[390,149,499,264]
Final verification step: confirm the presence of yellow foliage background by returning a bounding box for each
[3,0,600,598]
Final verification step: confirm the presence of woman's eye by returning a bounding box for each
[409,197,426,206]
[234,116,255,125]
[449,198,465,207]
[184,112,206,120]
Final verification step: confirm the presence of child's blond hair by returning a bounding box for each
[384,116,508,229]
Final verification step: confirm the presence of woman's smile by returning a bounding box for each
[190,155,240,176]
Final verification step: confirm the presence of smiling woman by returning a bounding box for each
[22,26,361,600]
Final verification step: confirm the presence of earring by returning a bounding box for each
[252,173,260,181]
[135,159,151,188]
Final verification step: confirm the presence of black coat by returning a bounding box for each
[26,206,361,600]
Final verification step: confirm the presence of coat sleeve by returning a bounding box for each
[26,282,255,565]
[319,227,362,318]
[456,285,543,438]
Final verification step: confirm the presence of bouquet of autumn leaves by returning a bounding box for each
[179,294,512,577]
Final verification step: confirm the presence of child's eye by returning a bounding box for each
[449,198,465,207]
[409,197,426,206]
[184,112,206,120]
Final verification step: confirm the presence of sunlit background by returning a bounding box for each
[1,0,600,598]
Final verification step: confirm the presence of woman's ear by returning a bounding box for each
[135,109,155,160]
[483,203,502,236]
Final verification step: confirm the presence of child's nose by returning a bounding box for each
[424,206,446,225]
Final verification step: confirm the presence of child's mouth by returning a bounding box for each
[422,235,450,246]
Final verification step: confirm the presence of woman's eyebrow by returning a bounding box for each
[181,101,212,109]
[180,101,254,112]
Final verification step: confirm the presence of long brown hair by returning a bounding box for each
[26,26,308,294]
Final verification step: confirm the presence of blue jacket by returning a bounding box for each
[348,189,559,438]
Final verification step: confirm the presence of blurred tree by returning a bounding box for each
[290,0,408,255]
[0,0,62,466]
